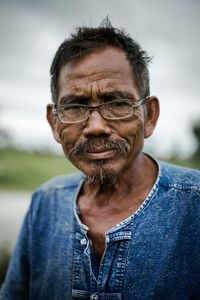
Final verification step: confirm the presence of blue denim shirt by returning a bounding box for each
[1,160,200,300]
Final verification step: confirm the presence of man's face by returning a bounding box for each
[48,46,157,183]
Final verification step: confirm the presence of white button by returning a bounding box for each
[90,294,99,300]
[106,236,110,243]
[80,238,87,245]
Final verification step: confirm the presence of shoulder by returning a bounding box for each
[35,172,84,192]
[158,161,200,192]
[29,172,84,217]
[155,161,200,227]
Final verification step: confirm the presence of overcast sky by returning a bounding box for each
[0,0,200,158]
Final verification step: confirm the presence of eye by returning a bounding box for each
[67,105,81,110]
[59,105,82,113]
[107,100,132,109]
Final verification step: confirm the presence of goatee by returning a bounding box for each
[85,160,116,185]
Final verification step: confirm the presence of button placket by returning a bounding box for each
[73,233,97,291]
[97,231,132,292]
[97,236,118,291]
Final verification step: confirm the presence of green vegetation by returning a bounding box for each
[0,149,78,190]
[0,148,199,191]
[162,157,200,170]
[192,121,200,162]
[0,246,11,287]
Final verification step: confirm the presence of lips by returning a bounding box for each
[85,149,115,159]
[85,146,112,153]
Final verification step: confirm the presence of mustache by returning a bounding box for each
[68,137,129,158]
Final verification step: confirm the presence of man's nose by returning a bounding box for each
[82,110,112,137]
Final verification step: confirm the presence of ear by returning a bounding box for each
[46,104,61,143]
[144,96,160,138]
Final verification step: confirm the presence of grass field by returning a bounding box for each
[0,149,77,190]
[0,149,199,190]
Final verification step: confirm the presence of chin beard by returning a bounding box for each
[85,160,116,185]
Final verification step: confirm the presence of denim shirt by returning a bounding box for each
[0,160,200,300]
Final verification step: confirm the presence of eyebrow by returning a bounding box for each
[59,95,90,105]
[59,90,137,105]
[97,91,136,101]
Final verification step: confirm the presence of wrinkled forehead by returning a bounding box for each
[58,46,140,100]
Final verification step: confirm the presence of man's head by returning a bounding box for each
[50,18,151,105]
[47,19,159,185]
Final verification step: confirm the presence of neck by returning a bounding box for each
[82,153,158,206]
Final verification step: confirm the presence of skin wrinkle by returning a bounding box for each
[58,82,139,106]
[65,110,144,185]
[58,48,140,104]
[58,103,145,181]
[48,47,159,190]
[58,117,145,187]
[63,70,127,82]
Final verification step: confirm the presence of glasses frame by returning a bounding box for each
[52,96,149,124]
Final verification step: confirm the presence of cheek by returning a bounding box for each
[58,125,82,153]
[132,109,144,122]
[122,117,145,146]
[122,122,144,162]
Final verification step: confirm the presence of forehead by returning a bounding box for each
[58,46,140,99]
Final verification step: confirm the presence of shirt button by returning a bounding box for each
[106,236,110,243]
[80,238,87,245]
[90,294,99,300]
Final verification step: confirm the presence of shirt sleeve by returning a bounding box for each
[0,210,30,300]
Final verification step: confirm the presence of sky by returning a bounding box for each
[0,0,200,158]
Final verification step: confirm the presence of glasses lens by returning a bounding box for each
[101,100,133,119]
[58,105,88,123]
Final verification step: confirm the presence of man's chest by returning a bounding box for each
[77,200,142,258]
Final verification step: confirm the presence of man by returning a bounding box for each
[1,20,200,300]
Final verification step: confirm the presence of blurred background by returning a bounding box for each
[0,0,200,285]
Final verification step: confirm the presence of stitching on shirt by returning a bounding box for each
[159,182,200,193]
[107,163,162,233]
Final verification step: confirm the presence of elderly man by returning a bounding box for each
[1,20,200,300]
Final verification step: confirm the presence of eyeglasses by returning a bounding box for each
[53,97,149,124]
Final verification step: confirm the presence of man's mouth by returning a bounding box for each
[84,149,115,159]
[68,137,129,159]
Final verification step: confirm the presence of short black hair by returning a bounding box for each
[50,18,152,104]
